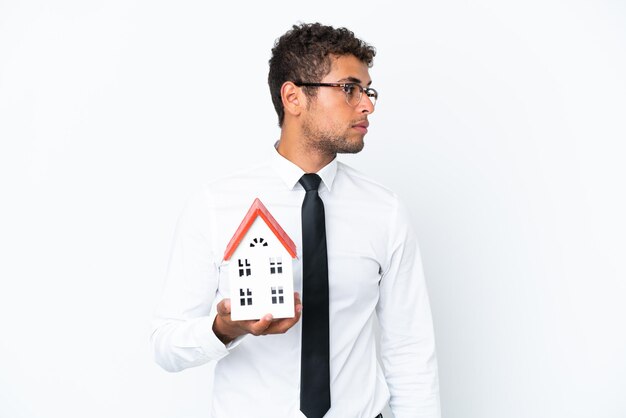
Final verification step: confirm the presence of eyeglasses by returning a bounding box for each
[294,82,378,107]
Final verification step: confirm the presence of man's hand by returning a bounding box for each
[212,292,302,344]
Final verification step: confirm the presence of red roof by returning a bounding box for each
[223,198,297,261]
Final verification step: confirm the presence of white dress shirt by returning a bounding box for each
[151,148,441,418]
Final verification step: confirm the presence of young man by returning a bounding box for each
[152,23,440,418]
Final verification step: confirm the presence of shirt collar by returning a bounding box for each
[271,146,338,192]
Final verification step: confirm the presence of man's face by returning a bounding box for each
[300,54,375,155]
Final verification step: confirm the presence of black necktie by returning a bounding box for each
[299,173,331,418]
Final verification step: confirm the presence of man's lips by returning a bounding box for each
[352,121,369,134]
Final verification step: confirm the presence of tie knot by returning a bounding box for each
[299,173,322,192]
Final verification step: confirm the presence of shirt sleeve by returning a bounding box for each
[150,190,240,372]
[376,198,441,418]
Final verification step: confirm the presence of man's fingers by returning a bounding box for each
[216,298,232,316]
[265,307,302,334]
[269,317,299,334]
[264,295,302,334]
[248,314,273,336]
[294,292,302,315]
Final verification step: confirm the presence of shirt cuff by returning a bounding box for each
[191,314,247,361]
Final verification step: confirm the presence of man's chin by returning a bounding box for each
[336,139,365,154]
[310,135,365,155]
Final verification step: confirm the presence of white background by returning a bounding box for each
[1,1,625,417]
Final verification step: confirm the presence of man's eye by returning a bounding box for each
[343,84,356,94]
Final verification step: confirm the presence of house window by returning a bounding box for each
[271,286,284,304]
[250,237,268,247]
[238,259,251,277]
[269,257,283,274]
[239,288,253,306]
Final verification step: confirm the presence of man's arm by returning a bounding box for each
[376,199,441,418]
[151,191,302,372]
[150,191,227,372]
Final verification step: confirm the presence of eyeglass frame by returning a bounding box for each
[293,81,378,107]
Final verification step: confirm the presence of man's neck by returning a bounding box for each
[276,132,335,174]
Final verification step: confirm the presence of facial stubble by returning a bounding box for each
[301,117,365,156]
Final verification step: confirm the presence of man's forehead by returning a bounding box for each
[325,55,372,85]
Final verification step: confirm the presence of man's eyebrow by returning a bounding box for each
[337,77,372,86]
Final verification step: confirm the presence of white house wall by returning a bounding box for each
[228,217,295,320]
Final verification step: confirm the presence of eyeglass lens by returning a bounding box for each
[344,85,377,107]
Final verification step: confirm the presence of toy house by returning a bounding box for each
[223,198,297,321]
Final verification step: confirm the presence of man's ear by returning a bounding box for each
[281,82,305,118]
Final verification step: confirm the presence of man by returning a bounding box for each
[152,23,440,418]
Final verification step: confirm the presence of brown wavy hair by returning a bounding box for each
[268,23,376,127]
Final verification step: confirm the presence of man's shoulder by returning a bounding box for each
[181,161,274,211]
[335,160,399,202]
[201,161,273,191]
